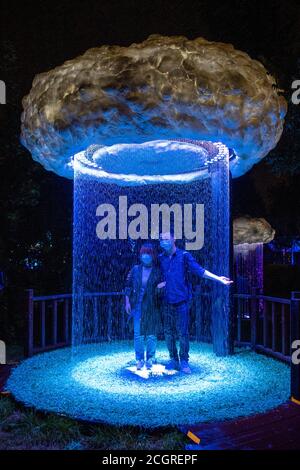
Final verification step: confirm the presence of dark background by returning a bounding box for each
[0,0,300,343]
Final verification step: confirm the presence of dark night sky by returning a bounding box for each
[1,0,300,282]
[2,0,300,88]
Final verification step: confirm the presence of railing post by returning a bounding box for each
[63,299,70,344]
[41,301,46,349]
[271,301,276,351]
[250,287,261,349]
[263,299,268,348]
[291,291,300,404]
[237,297,242,343]
[281,303,287,356]
[52,300,58,345]
[25,289,34,357]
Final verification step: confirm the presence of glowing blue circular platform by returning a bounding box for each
[6,342,289,428]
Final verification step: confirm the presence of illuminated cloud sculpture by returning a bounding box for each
[233,216,275,245]
[20,35,287,179]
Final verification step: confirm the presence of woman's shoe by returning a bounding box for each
[146,359,153,370]
[136,360,144,370]
[180,360,191,374]
[165,359,180,371]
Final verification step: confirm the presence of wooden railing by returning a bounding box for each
[25,288,210,356]
[234,288,300,363]
[26,289,72,357]
[25,289,126,357]
[234,289,300,402]
[26,287,299,363]
[25,287,300,402]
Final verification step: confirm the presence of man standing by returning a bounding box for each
[159,231,233,374]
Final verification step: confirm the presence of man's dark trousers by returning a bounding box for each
[163,300,190,362]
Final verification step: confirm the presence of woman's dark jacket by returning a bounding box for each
[124,264,163,336]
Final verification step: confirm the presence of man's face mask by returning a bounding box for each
[140,254,152,265]
[160,239,172,251]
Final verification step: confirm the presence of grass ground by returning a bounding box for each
[0,396,188,450]
[6,342,290,427]
[1,345,188,450]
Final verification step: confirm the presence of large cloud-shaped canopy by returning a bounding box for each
[20,35,287,179]
[233,216,275,245]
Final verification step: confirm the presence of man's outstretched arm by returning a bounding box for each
[203,269,233,286]
[185,252,233,286]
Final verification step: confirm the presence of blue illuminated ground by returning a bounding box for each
[6,342,290,428]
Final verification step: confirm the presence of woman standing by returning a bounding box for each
[125,243,164,370]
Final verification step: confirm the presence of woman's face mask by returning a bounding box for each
[160,239,172,251]
[140,254,153,266]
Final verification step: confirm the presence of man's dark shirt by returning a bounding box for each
[158,248,206,304]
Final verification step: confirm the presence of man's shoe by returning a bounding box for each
[180,361,191,374]
[136,360,144,370]
[146,359,153,370]
[165,359,180,371]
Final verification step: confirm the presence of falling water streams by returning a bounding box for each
[72,139,231,356]
[234,243,264,294]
